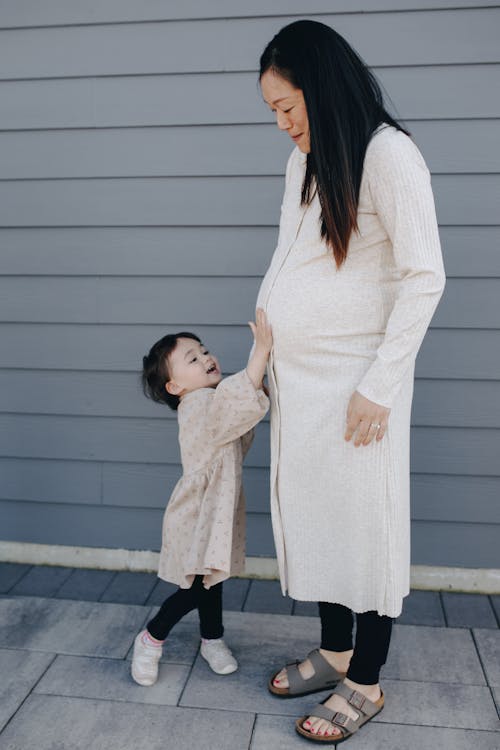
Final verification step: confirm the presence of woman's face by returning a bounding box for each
[260,70,310,153]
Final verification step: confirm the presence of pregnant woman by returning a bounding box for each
[256,20,446,744]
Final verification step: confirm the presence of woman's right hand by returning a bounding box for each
[345,390,390,446]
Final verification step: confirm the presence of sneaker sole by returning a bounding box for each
[131,654,159,686]
[131,666,157,686]
[200,653,238,675]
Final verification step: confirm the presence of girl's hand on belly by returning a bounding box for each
[344,391,391,447]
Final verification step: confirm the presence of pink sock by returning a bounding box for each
[142,630,164,647]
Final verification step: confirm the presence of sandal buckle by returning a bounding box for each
[332,711,349,727]
[349,691,366,710]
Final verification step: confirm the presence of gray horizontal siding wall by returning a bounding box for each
[1,1,499,569]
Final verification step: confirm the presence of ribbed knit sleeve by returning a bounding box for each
[356,129,446,408]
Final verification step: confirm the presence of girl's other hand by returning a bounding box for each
[248,308,273,354]
[344,391,390,446]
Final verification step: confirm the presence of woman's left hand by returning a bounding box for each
[344,391,390,446]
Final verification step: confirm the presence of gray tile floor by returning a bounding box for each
[0,563,499,749]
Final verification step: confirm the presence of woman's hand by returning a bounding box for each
[344,391,390,446]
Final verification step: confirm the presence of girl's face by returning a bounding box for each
[260,69,310,153]
[165,338,222,399]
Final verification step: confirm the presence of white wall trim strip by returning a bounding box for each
[1,541,499,594]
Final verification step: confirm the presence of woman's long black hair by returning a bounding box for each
[260,20,409,268]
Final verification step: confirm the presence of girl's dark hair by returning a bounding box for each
[260,19,409,268]
[141,331,201,411]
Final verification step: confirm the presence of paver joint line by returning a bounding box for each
[0,650,58,737]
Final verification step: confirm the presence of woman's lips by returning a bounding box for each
[291,133,302,142]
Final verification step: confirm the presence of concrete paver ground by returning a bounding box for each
[0,564,498,749]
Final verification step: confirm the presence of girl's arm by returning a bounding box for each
[247,308,273,390]
[203,310,272,447]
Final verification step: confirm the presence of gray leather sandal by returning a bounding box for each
[268,649,346,698]
[295,682,385,743]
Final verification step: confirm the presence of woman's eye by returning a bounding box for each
[283,107,293,113]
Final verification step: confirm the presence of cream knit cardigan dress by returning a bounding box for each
[256,125,446,618]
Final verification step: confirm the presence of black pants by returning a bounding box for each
[319,602,393,684]
[147,576,223,641]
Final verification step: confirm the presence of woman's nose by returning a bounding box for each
[276,110,291,131]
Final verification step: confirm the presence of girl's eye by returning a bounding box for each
[190,357,197,363]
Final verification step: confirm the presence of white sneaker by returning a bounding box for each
[131,630,163,686]
[200,638,238,675]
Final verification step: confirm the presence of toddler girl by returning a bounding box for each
[131,309,271,685]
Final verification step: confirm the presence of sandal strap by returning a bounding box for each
[287,649,343,695]
[286,662,303,693]
[333,682,381,719]
[306,704,356,737]
[307,649,343,681]
[305,685,384,739]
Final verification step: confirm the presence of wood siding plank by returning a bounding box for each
[0,174,497,227]
[0,414,499,476]
[0,458,101,505]
[2,325,500,380]
[412,521,500,568]
[0,498,497,566]
[0,10,498,80]
[411,474,500,524]
[1,226,499,277]
[1,457,498,524]
[1,120,499,179]
[1,67,499,130]
[0,277,496,327]
[0,227,278,276]
[1,1,499,28]
[3,371,500,428]
[0,498,276,557]
[0,176,283,227]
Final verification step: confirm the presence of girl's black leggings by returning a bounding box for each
[319,601,393,684]
[147,575,223,641]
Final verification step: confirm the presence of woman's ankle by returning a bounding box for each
[343,676,382,701]
[319,647,353,673]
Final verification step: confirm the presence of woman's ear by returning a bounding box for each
[165,380,182,396]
